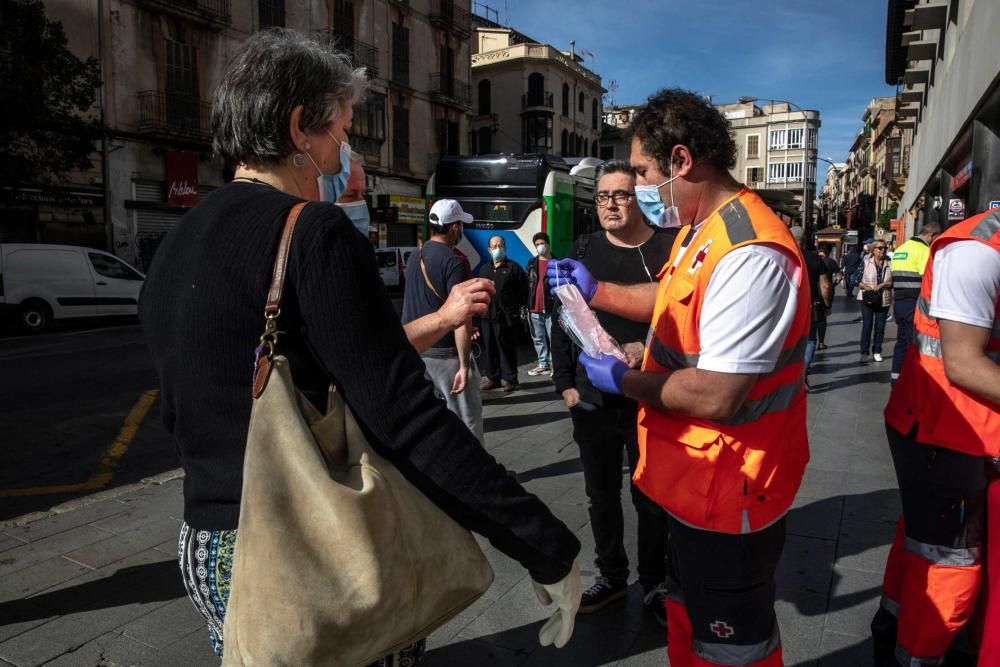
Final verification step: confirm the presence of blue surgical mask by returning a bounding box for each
[635,170,681,228]
[307,131,352,202]
[490,247,506,261]
[338,200,370,236]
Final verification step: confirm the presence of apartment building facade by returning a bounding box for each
[8,0,473,266]
[468,18,603,160]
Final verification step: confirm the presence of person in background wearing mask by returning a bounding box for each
[549,88,810,667]
[334,153,371,239]
[479,236,527,392]
[526,232,556,376]
[402,199,485,442]
[550,159,674,626]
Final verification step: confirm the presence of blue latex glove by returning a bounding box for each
[547,258,598,302]
[578,351,628,395]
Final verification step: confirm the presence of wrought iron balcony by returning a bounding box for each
[136,0,231,28]
[429,0,471,37]
[136,91,212,145]
[429,74,470,107]
[522,91,554,110]
[350,38,379,78]
[349,134,383,160]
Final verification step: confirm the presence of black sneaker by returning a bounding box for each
[643,582,669,628]
[578,577,628,614]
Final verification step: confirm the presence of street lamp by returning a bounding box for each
[816,155,842,229]
[738,96,814,234]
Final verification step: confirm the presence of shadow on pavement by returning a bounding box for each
[515,458,583,484]
[484,411,566,433]
[0,559,185,626]
[809,371,890,394]
[483,391,556,407]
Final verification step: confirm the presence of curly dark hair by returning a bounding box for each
[630,88,737,174]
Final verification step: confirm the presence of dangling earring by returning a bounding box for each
[293,153,306,168]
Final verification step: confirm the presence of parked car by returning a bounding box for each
[375,246,417,291]
[0,244,145,333]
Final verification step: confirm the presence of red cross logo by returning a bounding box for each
[709,620,735,639]
[688,239,713,275]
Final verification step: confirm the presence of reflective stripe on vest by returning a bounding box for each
[905,536,981,566]
[893,270,923,290]
[723,380,803,426]
[720,198,758,245]
[970,210,1000,241]
[916,332,1000,363]
[895,643,945,666]
[693,629,781,665]
[916,294,1000,342]
[880,594,900,617]
[649,335,807,374]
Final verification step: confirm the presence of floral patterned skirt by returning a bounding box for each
[177,523,426,665]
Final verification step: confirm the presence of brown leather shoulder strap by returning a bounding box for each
[266,202,308,315]
[419,248,444,302]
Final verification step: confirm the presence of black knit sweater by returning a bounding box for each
[139,182,579,584]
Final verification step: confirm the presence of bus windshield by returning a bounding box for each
[453,199,537,230]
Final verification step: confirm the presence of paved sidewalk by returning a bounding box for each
[0,296,899,666]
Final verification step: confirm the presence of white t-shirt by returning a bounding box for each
[928,240,1000,329]
[697,245,800,374]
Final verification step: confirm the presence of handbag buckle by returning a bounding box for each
[260,310,284,349]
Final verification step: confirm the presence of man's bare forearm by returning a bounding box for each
[404,312,450,354]
[621,367,757,422]
[455,322,472,368]
[590,282,659,323]
[940,319,1000,405]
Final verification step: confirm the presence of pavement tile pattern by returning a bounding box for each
[0,298,899,666]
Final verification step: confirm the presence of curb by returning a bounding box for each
[0,468,185,530]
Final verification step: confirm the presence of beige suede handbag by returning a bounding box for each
[222,203,494,667]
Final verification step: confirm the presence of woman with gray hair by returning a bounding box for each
[139,29,581,663]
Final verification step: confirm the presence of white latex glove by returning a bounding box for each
[532,560,582,648]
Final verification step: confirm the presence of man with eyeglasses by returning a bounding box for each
[550,159,675,626]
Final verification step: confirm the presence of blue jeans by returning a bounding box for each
[860,303,889,355]
[528,311,552,367]
[805,319,819,374]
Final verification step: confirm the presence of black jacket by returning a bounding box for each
[479,258,527,325]
[526,255,555,314]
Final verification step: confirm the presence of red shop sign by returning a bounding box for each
[165,151,199,208]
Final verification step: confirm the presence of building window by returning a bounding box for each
[391,22,409,86]
[578,91,584,113]
[591,99,598,130]
[591,140,598,157]
[333,0,354,43]
[522,111,552,153]
[786,161,803,182]
[562,83,569,116]
[568,132,576,157]
[259,0,285,27]
[746,134,759,159]
[478,80,491,115]
[437,119,460,156]
[807,128,817,149]
[561,129,568,155]
[767,162,785,183]
[576,134,583,156]
[769,128,786,150]
[476,127,492,155]
[164,39,200,130]
[527,72,545,106]
[352,92,386,153]
[746,166,762,186]
[392,104,409,171]
[787,128,804,149]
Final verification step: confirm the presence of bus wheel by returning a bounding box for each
[19,299,52,334]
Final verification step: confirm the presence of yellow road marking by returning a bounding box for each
[0,389,159,497]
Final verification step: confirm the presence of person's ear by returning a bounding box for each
[288,105,310,153]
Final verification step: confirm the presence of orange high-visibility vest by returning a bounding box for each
[634,188,811,534]
[884,209,1000,456]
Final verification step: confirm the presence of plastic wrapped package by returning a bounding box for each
[554,284,628,363]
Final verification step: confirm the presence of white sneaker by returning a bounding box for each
[527,365,551,376]
[873,352,884,362]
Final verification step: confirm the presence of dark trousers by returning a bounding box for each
[666,516,786,665]
[872,425,987,666]
[860,303,889,355]
[571,398,669,590]
[816,308,828,344]
[891,296,917,379]
[481,316,519,384]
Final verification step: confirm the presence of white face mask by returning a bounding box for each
[634,168,682,228]
[535,243,549,256]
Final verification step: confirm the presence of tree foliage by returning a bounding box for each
[0,0,102,184]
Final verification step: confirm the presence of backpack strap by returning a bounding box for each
[575,233,592,261]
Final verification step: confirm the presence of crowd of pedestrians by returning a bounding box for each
[135,28,999,667]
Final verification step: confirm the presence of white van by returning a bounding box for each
[375,246,418,290]
[0,244,145,333]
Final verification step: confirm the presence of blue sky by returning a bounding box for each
[497,0,896,189]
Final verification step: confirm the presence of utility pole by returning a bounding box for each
[96,0,112,253]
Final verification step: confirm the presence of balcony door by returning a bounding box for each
[165,39,199,134]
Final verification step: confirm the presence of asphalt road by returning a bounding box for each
[0,297,406,521]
